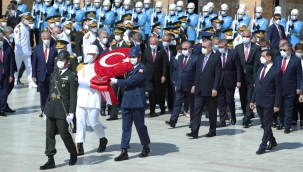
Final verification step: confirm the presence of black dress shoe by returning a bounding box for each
[139,145,150,158]
[4,106,15,113]
[17,80,24,85]
[77,143,84,156]
[39,155,55,170]
[231,118,236,125]
[106,117,118,121]
[165,121,176,128]
[256,149,266,155]
[114,149,129,161]
[272,119,278,128]
[0,112,7,117]
[160,110,166,114]
[149,113,158,117]
[284,128,291,134]
[39,112,43,117]
[69,153,77,165]
[97,137,108,153]
[100,109,106,116]
[217,121,227,128]
[205,113,209,119]
[266,141,278,150]
[205,132,216,137]
[243,121,250,128]
[186,132,198,138]
[276,123,284,130]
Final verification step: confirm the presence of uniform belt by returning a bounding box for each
[51,93,69,100]
[140,26,145,30]
[103,24,111,27]
[71,41,75,45]
[290,32,300,36]
[188,26,195,29]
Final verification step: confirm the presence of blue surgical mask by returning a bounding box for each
[181,23,187,28]
[213,45,219,51]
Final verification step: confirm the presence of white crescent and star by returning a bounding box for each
[99,52,130,67]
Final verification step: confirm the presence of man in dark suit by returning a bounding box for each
[186,40,222,138]
[0,33,15,117]
[32,31,58,117]
[131,32,145,55]
[234,30,261,128]
[6,3,22,28]
[250,49,282,154]
[266,14,286,50]
[273,42,302,134]
[142,37,167,117]
[159,34,177,112]
[165,41,198,128]
[258,36,280,58]
[217,39,242,127]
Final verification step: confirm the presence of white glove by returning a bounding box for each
[199,17,204,23]
[133,13,137,19]
[253,19,258,26]
[43,112,47,120]
[77,56,83,62]
[66,113,74,124]
[53,3,58,9]
[218,15,222,21]
[41,8,45,14]
[288,20,293,26]
[285,31,290,36]
[112,6,116,13]
[100,12,104,18]
[110,78,117,85]
[70,9,75,14]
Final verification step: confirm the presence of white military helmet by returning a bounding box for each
[169,4,176,10]
[274,9,282,15]
[144,0,151,3]
[239,4,246,10]
[94,0,101,3]
[291,9,299,15]
[237,8,245,15]
[74,0,80,3]
[275,6,282,11]
[207,2,214,8]
[86,45,99,54]
[103,0,111,6]
[221,4,228,10]
[256,6,263,13]
[156,1,163,8]
[124,0,131,5]
[44,0,51,1]
[114,0,122,2]
[187,2,195,9]
[202,5,210,12]
[176,0,183,7]
[136,2,143,8]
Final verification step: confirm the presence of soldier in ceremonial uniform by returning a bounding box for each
[40,50,77,170]
[132,2,147,41]
[176,1,185,17]
[41,0,56,31]
[197,5,213,41]
[233,24,247,48]
[83,20,98,63]
[123,0,133,14]
[112,0,123,22]
[185,3,199,44]
[168,4,180,27]
[75,45,108,156]
[250,7,268,34]
[63,0,74,19]
[57,21,74,54]
[94,0,102,20]
[219,4,233,39]
[53,0,65,16]
[86,11,97,20]
[239,4,251,26]
[82,0,95,13]
[232,8,250,34]
[55,40,79,73]
[287,9,303,46]
[153,2,166,37]
[110,46,151,161]
[16,0,28,13]
[71,0,86,31]
[143,0,153,39]
[32,0,44,44]
[100,0,115,35]
[206,2,218,19]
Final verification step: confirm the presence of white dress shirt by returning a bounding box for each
[281,54,291,68]
[221,49,228,67]
[43,44,50,62]
[260,62,273,79]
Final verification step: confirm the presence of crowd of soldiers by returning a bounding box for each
[1,0,303,169]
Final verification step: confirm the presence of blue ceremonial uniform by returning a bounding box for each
[251,17,268,32]
[154,12,166,37]
[95,7,102,20]
[133,12,147,41]
[198,16,212,40]
[288,20,303,46]
[117,63,151,149]
[220,15,233,39]
[168,14,179,27]
[42,5,56,30]
[17,3,28,13]
[113,6,123,22]
[176,11,185,17]
[242,14,251,26]
[82,5,95,13]
[54,2,65,15]
[187,13,199,42]
[144,8,153,37]
[209,12,217,19]
[125,9,133,14]
[102,10,115,35]
[63,4,74,18]
[33,2,44,29]
[72,8,86,31]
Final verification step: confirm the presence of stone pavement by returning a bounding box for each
[0,80,303,172]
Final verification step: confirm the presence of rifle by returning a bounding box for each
[38,3,44,31]
[31,1,35,18]
[196,5,202,40]
[232,1,239,39]
[69,5,74,19]
[250,2,256,33]
[60,2,65,21]
[218,0,222,18]
[163,0,170,29]
[150,0,155,28]
[98,7,104,28]
[185,0,188,18]
[285,8,291,37]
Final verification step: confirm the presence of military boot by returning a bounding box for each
[114,149,128,161]
[39,155,55,170]
[97,137,108,153]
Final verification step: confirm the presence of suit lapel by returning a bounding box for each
[284,56,294,73]
[184,55,192,70]
[202,53,213,73]
[224,51,232,69]
[260,66,273,84]
[247,44,255,61]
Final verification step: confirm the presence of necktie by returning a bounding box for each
[278,25,283,39]
[245,45,249,62]
[182,56,188,70]
[202,55,208,72]
[281,57,287,73]
[44,46,48,61]
[0,48,3,74]
[222,53,226,68]
[260,65,267,83]
[165,47,169,57]
[103,45,107,50]
[152,49,156,62]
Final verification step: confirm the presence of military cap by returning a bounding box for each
[122,13,132,21]
[87,20,97,27]
[210,16,221,23]
[238,24,247,31]
[0,15,7,22]
[7,4,16,10]
[222,28,233,36]
[124,22,133,29]
[86,11,96,18]
[82,17,92,25]
[57,50,70,59]
[19,12,31,20]
[29,17,34,24]
[68,18,76,23]
[172,21,181,28]
[178,16,187,23]
[113,27,126,35]
[45,16,55,23]
[132,26,140,33]
[62,21,73,29]
[201,31,213,40]
[227,39,233,47]
[255,30,266,38]
[56,40,69,49]
[53,15,61,22]
[203,27,214,34]
[172,27,180,34]
[115,20,124,27]
[152,22,161,29]
[164,27,174,34]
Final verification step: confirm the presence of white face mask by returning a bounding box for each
[176,6,182,11]
[115,35,121,41]
[102,38,108,45]
[9,33,14,39]
[175,34,179,38]
[238,14,243,20]
[124,5,130,10]
[280,50,288,57]
[291,15,297,20]
[83,25,89,31]
[187,9,194,14]
[136,7,142,13]
[156,8,161,13]
[216,23,221,30]
[242,37,250,44]
[218,48,226,54]
[115,2,120,7]
[182,50,189,56]
[85,1,90,5]
[43,39,50,46]
[57,0,62,3]
[1,22,7,27]
[144,4,150,9]
[162,41,169,47]
[135,41,142,46]
[104,6,109,11]
[221,10,227,16]
[29,24,34,29]
[203,12,209,17]
[92,27,98,33]
[275,19,281,25]
[66,0,70,5]
[94,3,100,8]
[74,4,79,8]
[24,19,29,25]
[157,29,161,34]
[255,12,261,18]
[201,48,208,55]
[49,23,55,29]
[130,58,138,65]
[170,11,175,15]
[150,45,157,49]
[0,41,3,48]
[177,52,182,57]
[171,40,176,45]
[296,52,303,58]
[65,29,71,35]
[55,22,60,26]
[261,47,268,51]
[36,0,41,3]
[86,54,95,63]
[260,56,267,64]
[57,61,65,69]
[45,2,50,6]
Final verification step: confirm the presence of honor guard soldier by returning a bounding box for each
[219,4,233,39]
[86,11,97,20]
[269,6,287,30]
[41,0,56,31]
[143,0,154,39]
[132,2,147,41]
[63,0,74,19]
[75,45,108,156]
[32,0,44,44]
[112,0,123,22]
[40,50,78,170]
[110,46,151,161]
[168,4,180,26]
[233,24,247,48]
[123,0,133,14]
[232,8,249,36]
[186,3,199,44]
[73,18,91,60]
[71,0,86,31]
[16,0,28,13]
[250,7,268,33]
[176,1,185,17]
[287,9,303,46]
[100,0,115,35]
[57,21,74,54]
[83,20,98,63]
[53,0,65,16]
[82,0,95,13]
[207,2,218,19]
[153,2,166,37]
[239,4,251,26]
[94,0,102,20]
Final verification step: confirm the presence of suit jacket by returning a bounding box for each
[0,42,15,81]
[235,43,261,84]
[111,40,132,49]
[220,49,242,89]
[194,52,222,96]
[158,43,177,83]
[6,10,22,28]
[176,54,198,92]
[3,39,17,73]
[32,43,57,81]
[170,56,178,87]
[142,46,167,81]
[273,55,302,94]
[266,24,286,50]
[73,29,86,58]
[251,65,282,108]
[92,38,109,57]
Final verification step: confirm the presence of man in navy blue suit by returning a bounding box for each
[273,42,302,134]
[217,39,242,127]
[32,31,57,117]
[0,33,15,117]
[186,40,222,138]
[165,41,198,128]
[266,14,286,50]
[250,49,282,154]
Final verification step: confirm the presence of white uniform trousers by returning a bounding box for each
[76,107,105,143]
[14,54,32,83]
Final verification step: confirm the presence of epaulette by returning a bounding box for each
[111,39,116,46]
[125,41,131,46]
[79,29,83,32]
[195,41,199,44]
[85,33,90,39]
[76,63,84,72]
[236,36,240,41]
[70,55,75,58]
[81,30,86,34]
[159,38,162,41]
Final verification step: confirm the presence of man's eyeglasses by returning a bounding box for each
[280,49,287,52]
